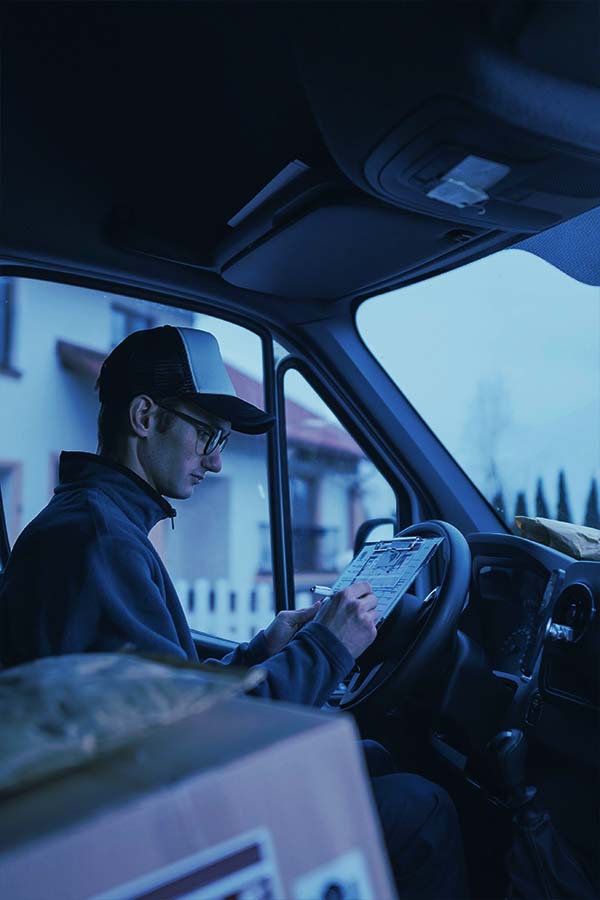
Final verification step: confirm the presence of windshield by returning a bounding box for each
[357,249,600,531]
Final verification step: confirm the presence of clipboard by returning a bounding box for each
[330,535,444,624]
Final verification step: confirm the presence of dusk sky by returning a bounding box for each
[359,249,599,524]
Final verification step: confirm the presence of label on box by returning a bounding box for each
[92,827,283,900]
[292,849,374,900]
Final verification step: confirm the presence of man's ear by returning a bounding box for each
[128,395,154,438]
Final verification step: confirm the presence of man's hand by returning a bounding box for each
[262,602,322,657]
[313,581,378,659]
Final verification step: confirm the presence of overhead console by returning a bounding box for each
[218,3,600,300]
[294,3,600,234]
[363,98,600,233]
[110,3,600,302]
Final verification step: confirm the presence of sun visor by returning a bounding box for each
[219,194,490,301]
[514,205,600,286]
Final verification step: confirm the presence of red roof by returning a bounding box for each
[57,339,362,457]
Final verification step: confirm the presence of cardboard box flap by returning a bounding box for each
[0,653,260,797]
[515,516,600,561]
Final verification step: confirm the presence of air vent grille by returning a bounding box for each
[552,583,595,642]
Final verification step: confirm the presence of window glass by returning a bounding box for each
[283,369,396,607]
[357,250,600,530]
[0,279,274,641]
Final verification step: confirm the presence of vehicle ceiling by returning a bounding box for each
[0,1,599,330]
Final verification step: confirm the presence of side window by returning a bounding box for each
[283,369,397,607]
[0,279,274,642]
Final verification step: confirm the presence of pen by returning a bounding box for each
[310,585,334,597]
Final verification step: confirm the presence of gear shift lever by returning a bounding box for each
[485,729,537,810]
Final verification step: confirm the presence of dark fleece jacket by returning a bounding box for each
[0,452,353,703]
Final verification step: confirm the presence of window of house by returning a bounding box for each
[282,369,397,608]
[0,278,16,373]
[0,279,274,644]
[110,303,155,346]
[0,462,22,550]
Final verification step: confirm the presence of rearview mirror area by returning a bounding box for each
[353,517,396,558]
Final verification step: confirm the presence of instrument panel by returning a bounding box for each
[466,534,599,710]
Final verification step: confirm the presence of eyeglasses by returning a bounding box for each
[156,404,230,456]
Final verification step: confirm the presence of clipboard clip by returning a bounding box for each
[389,537,422,552]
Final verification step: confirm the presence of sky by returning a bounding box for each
[358,249,599,523]
[197,247,600,526]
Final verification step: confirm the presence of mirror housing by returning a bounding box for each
[353,517,395,558]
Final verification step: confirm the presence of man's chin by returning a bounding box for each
[162,485,194,501]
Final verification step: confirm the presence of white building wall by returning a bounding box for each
[0,278,191,539]
[319,472,352,568]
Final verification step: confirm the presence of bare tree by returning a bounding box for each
[463,376,512,507]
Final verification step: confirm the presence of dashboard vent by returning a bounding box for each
[552,583,595,642]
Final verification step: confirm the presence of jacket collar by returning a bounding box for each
[55,452,177,533]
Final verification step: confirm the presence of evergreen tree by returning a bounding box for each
[535,478,549,518]
[514,491,528,518]
[492,489,507,520]
[556,470,572,523]
[584,477,600,529]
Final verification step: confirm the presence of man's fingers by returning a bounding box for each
[286,602,321,627]
[340,581,377,610]
[296,602,320,621]
[361,592,378,612]
[352,580,373,597]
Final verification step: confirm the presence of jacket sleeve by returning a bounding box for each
[218,630,271,667]
[213,622,355,706]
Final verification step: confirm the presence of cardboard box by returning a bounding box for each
[0,694,397,900]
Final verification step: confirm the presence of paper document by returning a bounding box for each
[331,536,444,623]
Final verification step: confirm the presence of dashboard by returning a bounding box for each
[434,533,600,766]
[468,534,599,708]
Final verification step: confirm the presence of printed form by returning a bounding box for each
[331,536,444,623]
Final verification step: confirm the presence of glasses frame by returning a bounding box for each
[155,403,230,456]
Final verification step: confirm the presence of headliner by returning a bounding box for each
[1,2,599,328]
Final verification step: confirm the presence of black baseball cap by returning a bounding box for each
[97,325,275,434]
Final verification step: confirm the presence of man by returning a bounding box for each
[0,325,468,898]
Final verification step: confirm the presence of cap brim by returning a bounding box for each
[188,394,275,435]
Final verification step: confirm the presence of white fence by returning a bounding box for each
[175,578,314,641]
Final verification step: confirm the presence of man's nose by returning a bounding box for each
[202,447,222,473]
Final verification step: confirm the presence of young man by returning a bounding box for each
[0,325,468,898]
[0,325,377,705]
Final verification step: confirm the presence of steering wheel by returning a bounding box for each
[338,520,471,710]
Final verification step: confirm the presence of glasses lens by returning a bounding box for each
[203,430,229,456]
